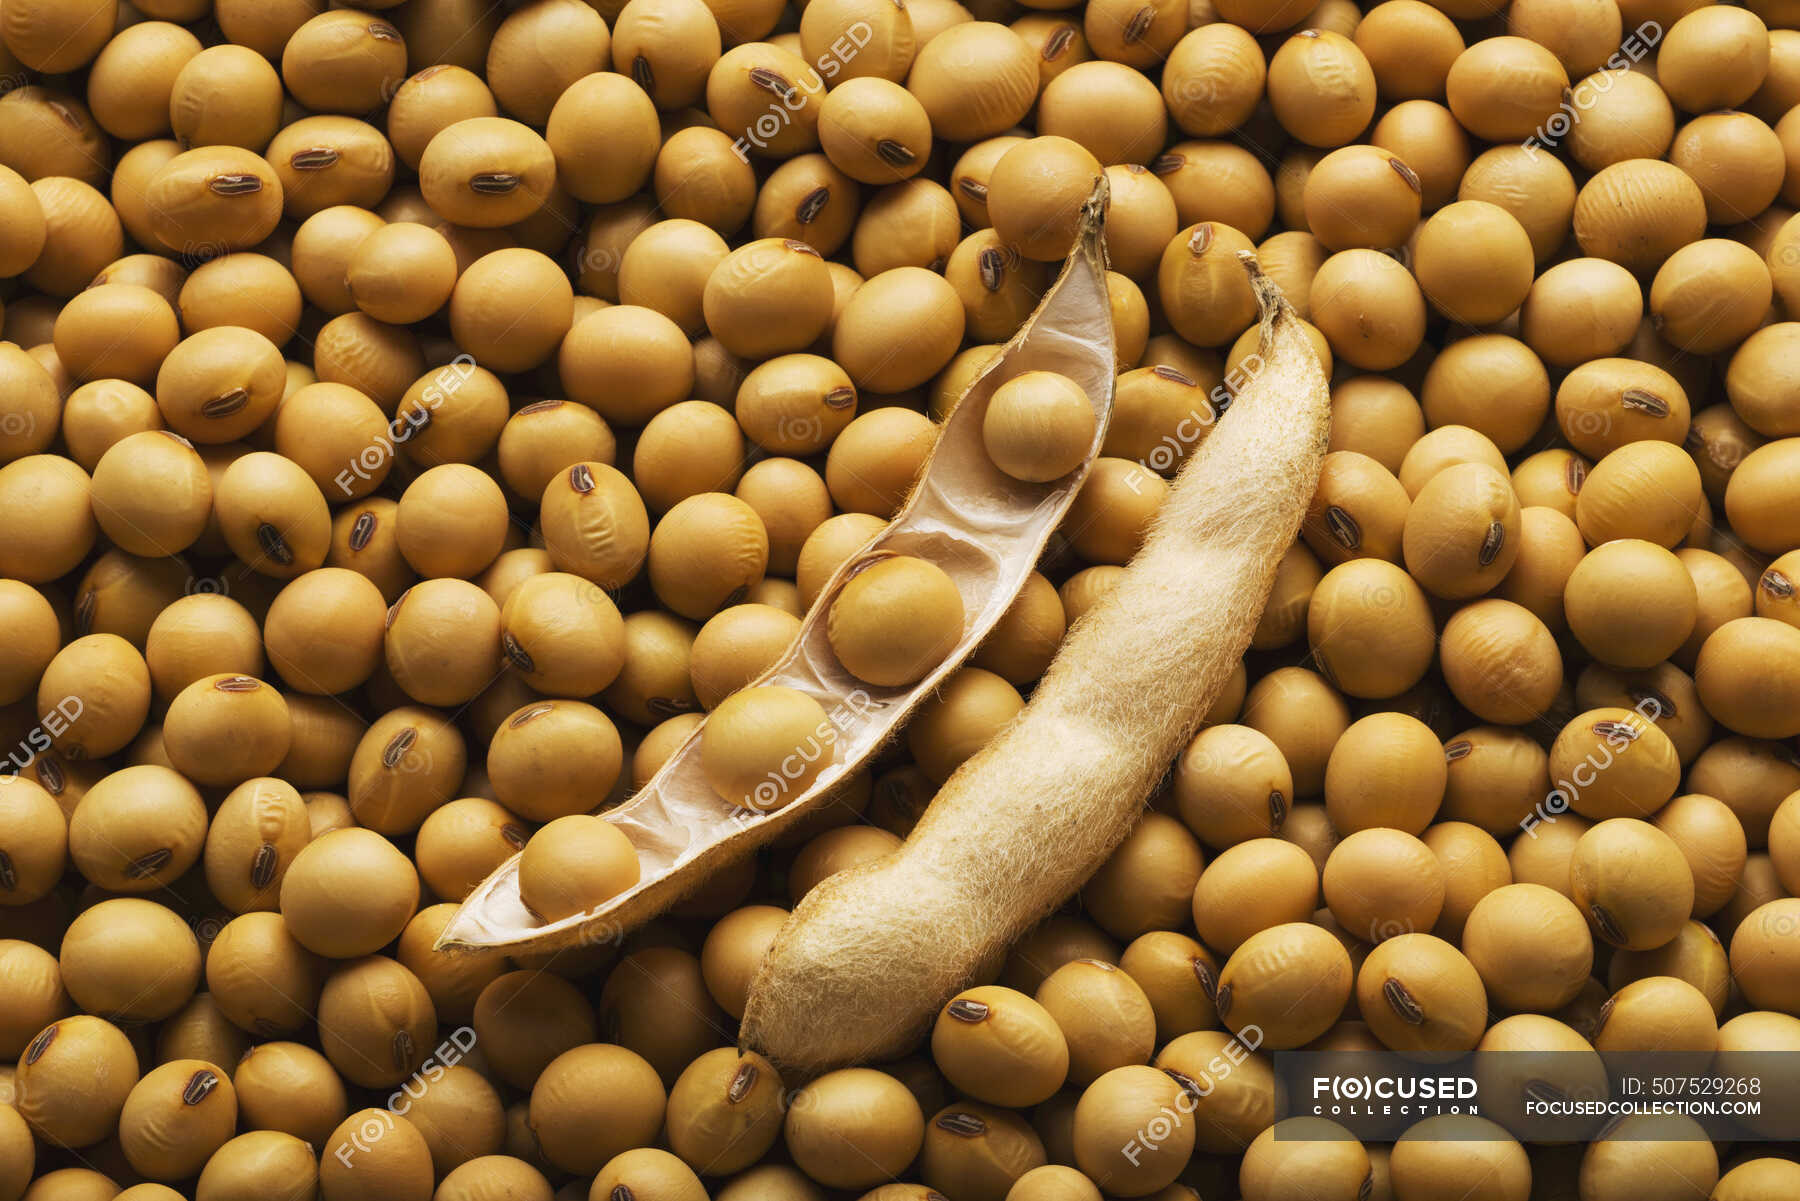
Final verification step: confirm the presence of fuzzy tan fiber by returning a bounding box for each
[739,257,1333,1077]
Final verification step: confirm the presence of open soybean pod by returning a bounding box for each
[436,178,1117,956]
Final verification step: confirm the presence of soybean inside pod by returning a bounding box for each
[437,178,1117,954]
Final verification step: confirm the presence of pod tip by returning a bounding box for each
[1077,174,1112,270]
[1238,250,1291,324]
[1081,173,1111,222]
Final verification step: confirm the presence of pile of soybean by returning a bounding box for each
[4,0,1800,1199]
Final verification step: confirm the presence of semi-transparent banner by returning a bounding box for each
[1269,1051,1796,1142]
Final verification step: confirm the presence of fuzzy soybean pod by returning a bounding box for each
[740,256,1332,1076]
